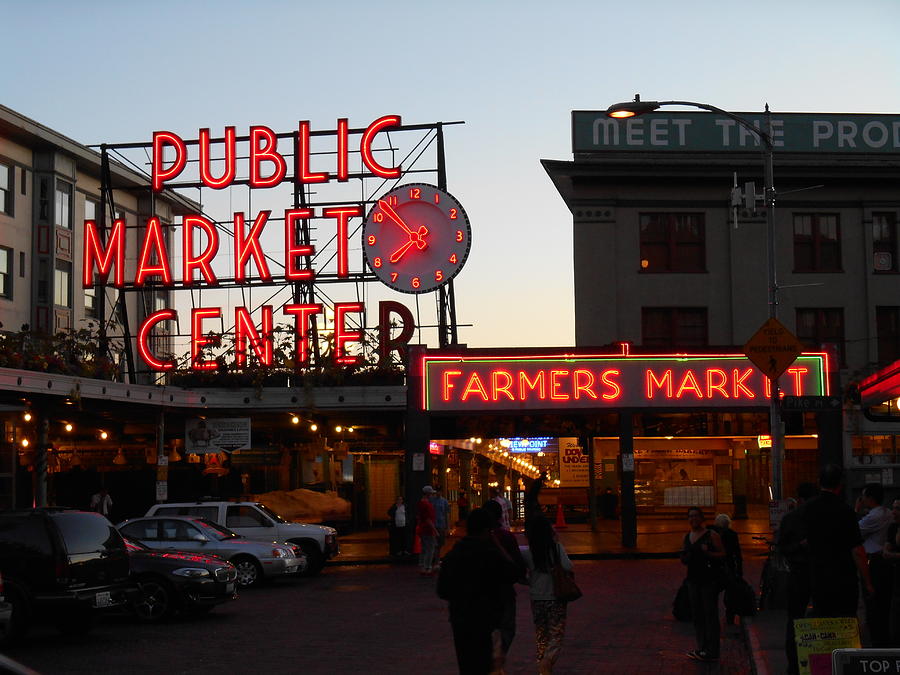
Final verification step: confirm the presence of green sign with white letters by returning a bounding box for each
[573,111,900,154]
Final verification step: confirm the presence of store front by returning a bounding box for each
[406,346,837,546]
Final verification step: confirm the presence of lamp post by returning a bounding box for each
[606,95,785,500]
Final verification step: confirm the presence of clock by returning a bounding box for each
[361,183,471,294]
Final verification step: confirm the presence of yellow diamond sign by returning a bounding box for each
[743,317,805,380]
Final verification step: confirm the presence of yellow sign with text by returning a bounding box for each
[795,617,861,675]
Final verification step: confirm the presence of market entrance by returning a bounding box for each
[406,346,836,549]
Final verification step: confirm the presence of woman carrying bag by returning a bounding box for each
[681,506,726,663]
[521,516,578,675]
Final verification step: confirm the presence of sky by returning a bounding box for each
[2,0,899,352]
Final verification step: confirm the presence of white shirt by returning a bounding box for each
[393,504,406,528]
[91,493,113,516]
[859,505,893,554]
[494,496,512,530]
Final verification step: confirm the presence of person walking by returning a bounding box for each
[490,486,512,530]
[431,487,451,568]
[483,499,527,674]
[777,481,818,675]
[457,491,470,522]
[90,487,113,518]
[680,506,725,663]
[437,508,521,675]
[803,464,874,619]
[712,513,743,627]
[387,495,408,556]
[881,499,900,646]
[416,485,438,575]
[521,515,574,675]
[856,482,894,646]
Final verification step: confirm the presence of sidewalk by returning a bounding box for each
[331,522,782,673]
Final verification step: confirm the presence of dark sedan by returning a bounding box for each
[124,537,237,621]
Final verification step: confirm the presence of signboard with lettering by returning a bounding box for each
[421,350,828,412]
[185,417,251,454]
[782,395,843,412]
[743,318,805,381]
[833,648,900,674]
[573,111,900,154]
[558,437,589,487]
[795,617,861,675]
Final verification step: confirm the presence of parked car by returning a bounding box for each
[117,516,305,587]
[123,537,238,621]
[0,509,134,641]
[145,501,338,575]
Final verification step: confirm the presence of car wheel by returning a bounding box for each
[297,543,325,577]
[1,585,30,645]
[231,556,263,587]
[134,576,175,622]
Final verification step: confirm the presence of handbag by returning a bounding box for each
[724,576,757,617]
[552,564,583,602]
[672,580,692,621]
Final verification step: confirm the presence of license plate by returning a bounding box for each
[93,591,111,608]
[285,565,299,573]
[225,582,235,594]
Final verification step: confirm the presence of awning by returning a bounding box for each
[857,359,900,408]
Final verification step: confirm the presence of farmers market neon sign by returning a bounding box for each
[422,351,829,411]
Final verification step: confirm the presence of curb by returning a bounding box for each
[743,617,770,675]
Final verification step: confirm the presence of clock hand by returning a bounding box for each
[378,200,414,235]
[389,226,430,263]
[390,240,416,264]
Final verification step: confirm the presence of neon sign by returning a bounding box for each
[421,351,829,412]
[84,116,426,372]
[507,437,553,453]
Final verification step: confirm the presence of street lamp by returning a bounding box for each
[606,95,786,500]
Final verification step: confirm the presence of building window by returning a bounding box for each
[642,307,708,348]
[54,260,72,308]
[84,287,97,318]
[876,307,900,366]
[793,213,841,272]
[0,247,11,299]
[639,213,705,272]
[55,182,73,229]
[873,213,898,273]
[84,198,97,223]
[0,162,11,216]
[796,308,845,364]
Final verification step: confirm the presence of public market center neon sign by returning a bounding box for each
[82,116,418,372]
[422,352,829,411]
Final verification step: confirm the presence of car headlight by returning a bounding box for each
[325,534,336,544]
[172,568,211,578]
[272,547,291,558]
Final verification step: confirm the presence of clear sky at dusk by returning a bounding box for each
[2,0,898,350]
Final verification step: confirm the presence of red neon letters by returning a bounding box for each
[151,117,402,191]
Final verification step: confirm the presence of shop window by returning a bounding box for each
[853,435,899,465]
[55,181,73,229]
[639,213,705,272]
[0,247,11,300]
[84,287,97,318]
[642,307,708,348]
[0,162,11,216]
[796,308,845,364]
[84,197,97,223]
[54,260,72,308]
[873,213,898,273]
[876,306,900,366]
[793,213,841,272]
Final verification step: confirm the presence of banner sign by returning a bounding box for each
[421,351,828,412]
[573,111,900,154]
[558,437,589,487]
[185,417,251,454]
[795,617,861,675]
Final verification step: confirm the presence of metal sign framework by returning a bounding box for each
[91,120,465,382]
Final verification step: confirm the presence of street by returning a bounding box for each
[5,559,755,674]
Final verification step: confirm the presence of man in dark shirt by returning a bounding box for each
[802,464,873,619]
[437,508,521,674]
[777,481,818,675]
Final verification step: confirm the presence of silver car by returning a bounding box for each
[117,516,305,588]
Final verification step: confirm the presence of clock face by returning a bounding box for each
[361,183,471,294]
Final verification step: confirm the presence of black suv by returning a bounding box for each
[0,509,134,641]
